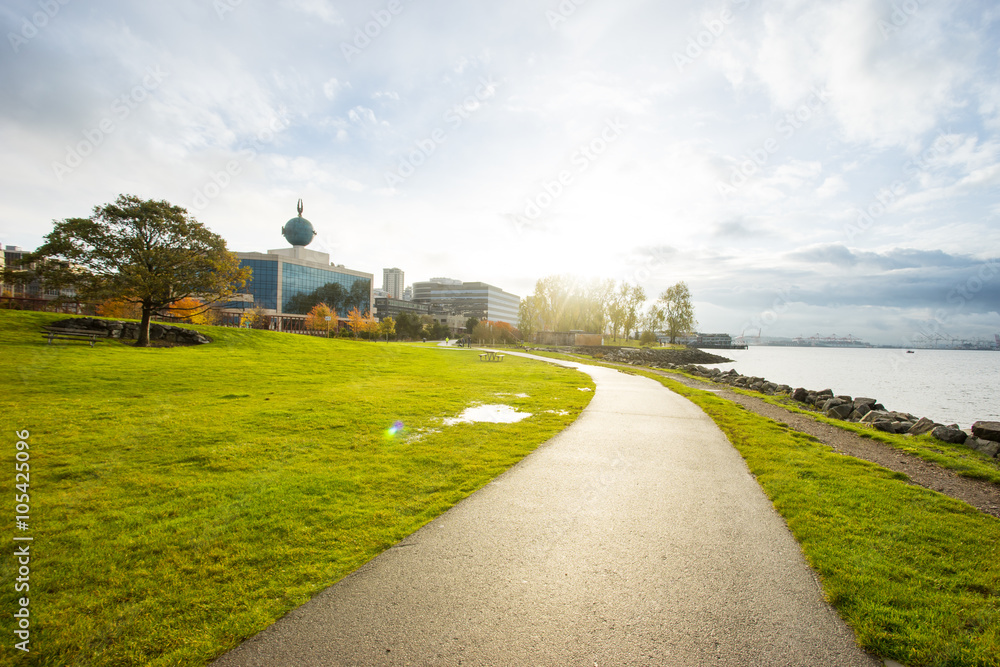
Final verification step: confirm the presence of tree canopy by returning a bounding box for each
[28,195,249,346]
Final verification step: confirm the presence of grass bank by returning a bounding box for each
[531,350,1000,667]
[0,311,593,666]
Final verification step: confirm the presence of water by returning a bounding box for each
[443,404,533,425]
[705,347,1000,428]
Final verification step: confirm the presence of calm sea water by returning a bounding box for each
[705,347,1000,428]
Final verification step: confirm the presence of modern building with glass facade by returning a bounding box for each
[411,278,520,327]
[223,203,373,329]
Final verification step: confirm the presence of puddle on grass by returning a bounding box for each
[443,404,533,425]
[578,387,592,392]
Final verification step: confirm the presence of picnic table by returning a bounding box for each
[478,351,505,362]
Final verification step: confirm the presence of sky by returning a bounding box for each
[1,0,998,346]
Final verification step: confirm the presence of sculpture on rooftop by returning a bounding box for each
[281,198,317,247]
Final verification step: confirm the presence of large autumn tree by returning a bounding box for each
[28,195,250,347]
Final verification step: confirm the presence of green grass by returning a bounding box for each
[740,391,1000,485]
[0,311,594,666]
[533,350,1000,666]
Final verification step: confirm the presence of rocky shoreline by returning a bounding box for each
[666,362,1000,459]
[50,317,212,345]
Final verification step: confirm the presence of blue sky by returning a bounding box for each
[1,0,998,344]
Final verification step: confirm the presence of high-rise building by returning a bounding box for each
[382,267,404,300]
[411,279,520,326]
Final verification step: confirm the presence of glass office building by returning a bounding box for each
[411,279,520,326]
[227,248,372,328]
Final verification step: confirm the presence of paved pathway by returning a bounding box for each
[212,356,880,666]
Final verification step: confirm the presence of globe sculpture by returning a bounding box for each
[281,199,317,246]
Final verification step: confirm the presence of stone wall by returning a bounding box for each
[50,317,212,345]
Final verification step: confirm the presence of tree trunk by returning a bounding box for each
[136,303,153,347]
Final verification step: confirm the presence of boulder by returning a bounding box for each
[966,437,1000,458]
[873,420,896,433]
[971,421,1000,443]
[826,403,854,420]
[853,403,872,418]
[931,425,967,444]
[816,389,834,399]
[861,410,890,424]
[907,417,938,436]
[791,387,809,402]
[853,397,877,410]
[821,398,846,411]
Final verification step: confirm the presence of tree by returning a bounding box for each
[658,281,697,344]
[465,316,481,334]
[305,302,334,333]
[639,330,659,346]
[28,195,250,347]
[241,306,270,329]
[167,296,210,324]
[379,316,396,342]
[622,283,646,341]
[395,311,422,340]
[347,307,378,339]
[517,296,539,341]
[96,297,141,320]
[347,307,365,339]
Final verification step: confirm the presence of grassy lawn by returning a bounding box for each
[531,350,1000,667]
[0,311,593,666]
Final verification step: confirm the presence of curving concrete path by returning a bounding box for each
[212,355,880,666]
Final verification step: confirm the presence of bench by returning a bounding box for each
[41,327,102,347]
[478,351,505,362]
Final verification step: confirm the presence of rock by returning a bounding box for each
[971,421,1000,442]
[821,398,846,411]
[816,389,834,399]
[861,410,889,424]
[907,417,938,436]
[873,421,896,433]
[966,437,1000,458]
[826,403,854,420]
[931,425,967,444]
[853,403,872,418]
[853,397,877,409]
